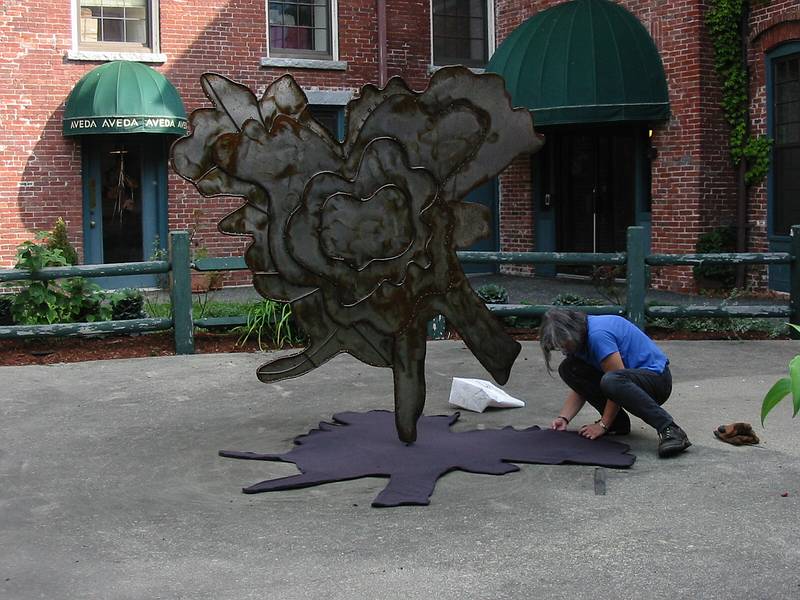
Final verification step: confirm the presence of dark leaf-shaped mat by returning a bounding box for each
[220,410,636,507]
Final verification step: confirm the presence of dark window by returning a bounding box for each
[432,0,488,67]
[774,52,800,235]
[269,1,331,59]
[308,105,343,141]
[78,0,150,49]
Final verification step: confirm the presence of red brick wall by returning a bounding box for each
[4,0,799,293]
[0,0,433,282]
[494,0,746,292]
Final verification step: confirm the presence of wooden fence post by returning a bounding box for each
[791,225,800,338]
[170,231,194,354]
[626,226,646,329]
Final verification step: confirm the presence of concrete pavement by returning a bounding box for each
[2,340,800,599]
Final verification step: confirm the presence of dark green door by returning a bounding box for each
[82,135,169,288]
[536,127,637,275]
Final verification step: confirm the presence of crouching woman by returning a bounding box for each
[540,309,690,458]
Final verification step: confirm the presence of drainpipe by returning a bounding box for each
[377,0,388,87]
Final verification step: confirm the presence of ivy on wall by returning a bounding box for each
[706,0,771,186]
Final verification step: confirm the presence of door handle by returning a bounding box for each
[90,220,96,228]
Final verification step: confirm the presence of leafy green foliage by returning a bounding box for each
[5,233,109,325]
[552,293,605,306]
[111,289,146,320]
[475,283,508,304]
[0,294,14,325]
[46,217,79,266]
[761,324,800,425]
[706,0,771,186]
[237,300,302,351]
[693,226,736,287]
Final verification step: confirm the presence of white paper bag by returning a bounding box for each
[448,377,525,413]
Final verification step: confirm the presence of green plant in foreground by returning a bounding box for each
[237,300,299,351]
[6,235,109,325]
[761,324,800,425]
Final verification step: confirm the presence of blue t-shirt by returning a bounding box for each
[575,315,668,373]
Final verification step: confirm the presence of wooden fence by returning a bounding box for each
[1,226,798,354]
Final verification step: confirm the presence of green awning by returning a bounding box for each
[63,61,187,136]
[486,0,670,126]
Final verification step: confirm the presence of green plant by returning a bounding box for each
[476,283,508,304]
[706,0,772,186]
[693,226,736,288]
[552,293,605,306]
[503,301,541,329]
[237,300,300,350]
[5,235,109,325]
[0,294,14,325]
[148,236,169,290]
[46,217,79,265]
[761,324,800,425]
[111,288,146,320]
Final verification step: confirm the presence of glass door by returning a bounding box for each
[82,135,169,288]
[552,127,636,274]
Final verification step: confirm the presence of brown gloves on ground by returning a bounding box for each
[714,422,760,445]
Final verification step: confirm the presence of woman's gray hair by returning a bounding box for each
[539,309,588,374]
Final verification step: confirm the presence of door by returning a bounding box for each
[82,135,169,289]
[537,127,637,275]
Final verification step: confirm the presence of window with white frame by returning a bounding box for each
[76,0,158,53]
[431,0,492,68]
[268,0,333,59]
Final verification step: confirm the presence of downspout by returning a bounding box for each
[735,2,750,289]
[377,0,388,87]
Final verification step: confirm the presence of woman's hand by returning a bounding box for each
[579,422,606,440]
[551,416,569,431]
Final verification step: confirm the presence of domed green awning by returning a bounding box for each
[486,0,670,126]
[63,61,188,136]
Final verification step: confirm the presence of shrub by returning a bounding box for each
[0,294,14,325]
[693,226,736,288]
[46,217,79,266]
[111,289,146,320]
[476,283,508,304]
[552,293,605,306]
[6,235,109,325]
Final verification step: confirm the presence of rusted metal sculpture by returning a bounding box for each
[171,67,543,442]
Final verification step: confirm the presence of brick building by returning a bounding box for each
[0,0,798,291]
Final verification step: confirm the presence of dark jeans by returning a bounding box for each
[558,355,674,433]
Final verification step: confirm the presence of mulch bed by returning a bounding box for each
[0,327,784,367]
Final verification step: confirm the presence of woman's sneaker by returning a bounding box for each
[658,423,691,457]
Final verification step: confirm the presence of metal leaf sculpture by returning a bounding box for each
[171,67,544,442]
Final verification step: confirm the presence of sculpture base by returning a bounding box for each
[220,410,636,508]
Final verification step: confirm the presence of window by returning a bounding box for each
[268,1,332,59]
[432,0,492,68]
[76,0,159,53]
[309,105,343,141]
[772,51,800,236]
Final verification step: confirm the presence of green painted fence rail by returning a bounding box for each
[0,318,172,339]
[1,226,799,353]
[0,260,170,283]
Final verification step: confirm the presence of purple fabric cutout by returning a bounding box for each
[220,410,636,508]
